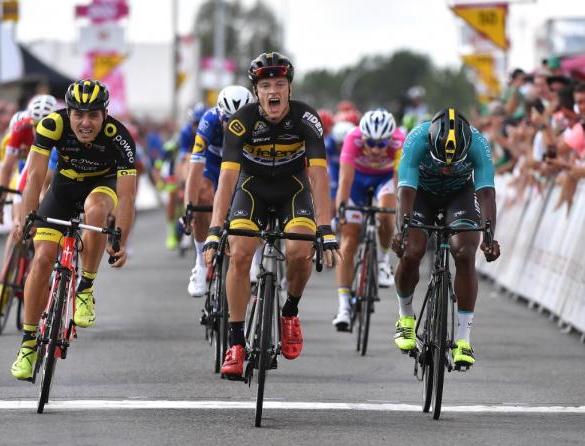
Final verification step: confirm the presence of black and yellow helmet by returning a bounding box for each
[428,108,472,165]
[65,79,110,111]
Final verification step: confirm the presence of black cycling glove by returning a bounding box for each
[203,226,222,252]
[318,225,339,251]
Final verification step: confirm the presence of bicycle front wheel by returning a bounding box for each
[255,273,274,428]
[353,252,368,352]
[430,274,449,420]
[37,274,68,413]
[0,247,21,334]
[359,243,377,356]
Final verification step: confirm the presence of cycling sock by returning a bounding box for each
[337,287,351,311]
[228,321,245,347]
[21,324,38,348]
[456,310,474,343]
[282,293,301,317]
[377,247,390,263]
[77,271,97,293]
[194,239,205,266]
[396,292,415,317]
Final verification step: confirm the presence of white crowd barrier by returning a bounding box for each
[478,175,585,336]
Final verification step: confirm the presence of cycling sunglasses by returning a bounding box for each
[364,138,390,149]
[253,66,290,79]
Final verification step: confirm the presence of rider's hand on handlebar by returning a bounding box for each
[318,225,342,268]
[391,232,406,258]
[481,238,500,262]
[203,226,221,267]
[107,244,128,268]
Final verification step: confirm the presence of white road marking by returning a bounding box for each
[0,400,584,413]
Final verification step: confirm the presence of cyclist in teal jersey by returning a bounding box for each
[392,108,500,367]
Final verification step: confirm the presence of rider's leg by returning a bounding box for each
[283,225,315,316]
[11,238,58,379]
[377,192,396,286]
[449,231,481,342]
[225,235,258,343]
[394,229,427,316]
[188,178,214,297]
[334,222,360,320]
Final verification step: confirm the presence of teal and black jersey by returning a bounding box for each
[397,121,494,196]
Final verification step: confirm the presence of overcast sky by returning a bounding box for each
[14,0,585,74]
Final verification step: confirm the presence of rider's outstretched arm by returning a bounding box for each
[308,163,332,227]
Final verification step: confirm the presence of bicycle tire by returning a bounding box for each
[354,251,368,352]
[0,247,21,334]
[37,273,68,413]
[219,256,229,368]
[360,243,377,356]
[16,297,23,331]
[210,258,223,373]
[431,274,449,420]
[255,272,274,428]
[421,283,436,413]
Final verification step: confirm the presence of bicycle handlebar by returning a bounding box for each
[337,201,395,224]
[0,186,22,196]
[226,227,323,272]
[24,211,123,264]
[180,202,213,235]
[399,214,493,253]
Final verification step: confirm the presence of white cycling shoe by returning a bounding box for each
[188,265,207,297]
[332,309,351,332]
[378,262,394,288]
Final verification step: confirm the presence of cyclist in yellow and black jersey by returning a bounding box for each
[11,80,137,381]
[204,52,341,379]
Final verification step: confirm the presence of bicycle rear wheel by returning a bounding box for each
[430,274,449,420]
[37,274,68,413]
[0,247,21,334]
[360,243,377,356]
[255,273,274,427]
[211,255,228,373]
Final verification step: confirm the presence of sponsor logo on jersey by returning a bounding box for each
[252,137,271,143]
[114,134,135,163]
[228,119,246,136]
[296,208,311,216]
[253,121,269,135]
[199,119,210,131]
[283,119,293,130]
[301,112,323,137]
[104,123,117,137]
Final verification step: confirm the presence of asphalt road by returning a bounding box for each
[0,209,584,445]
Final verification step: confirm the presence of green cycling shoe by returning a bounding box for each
[394,315,416,352]
[452,339,475,366]
[11,343,37,380]
[74,289,96,328]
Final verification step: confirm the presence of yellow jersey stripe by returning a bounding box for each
[59,167,111,181]
[308,158,327,168]
[221,161,240,171]
[30,145,50,157]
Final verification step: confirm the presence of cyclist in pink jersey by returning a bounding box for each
[333,109,405,330]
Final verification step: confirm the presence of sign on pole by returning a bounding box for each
[452,3,509,50]
[1,0,18,22]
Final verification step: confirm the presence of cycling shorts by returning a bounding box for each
[228,171,316,233]
[411,181,480,229]
[203,150,221,190]
[34,174,118,244]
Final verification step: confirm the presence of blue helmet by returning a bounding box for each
[188,103,206,124]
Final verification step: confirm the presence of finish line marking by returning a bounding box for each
[0,400,584,413]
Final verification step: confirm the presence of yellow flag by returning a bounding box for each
[462,54,501,96]
[93,54,125,80]
[2,0,19,22]
[452,4,508,50]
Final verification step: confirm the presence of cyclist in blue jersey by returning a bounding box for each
[392,108,500,368]
[184,86,253,297]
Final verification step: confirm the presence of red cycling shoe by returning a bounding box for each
[280,316,303,360]
[220,345,245,376]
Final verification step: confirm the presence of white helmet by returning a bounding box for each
[27,94,58,123]
[359,109,396,140]
[8,110,30,131]
[331,121,356,145]
[217,85,253,119]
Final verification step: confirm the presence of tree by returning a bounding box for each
[193,0,285,82]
